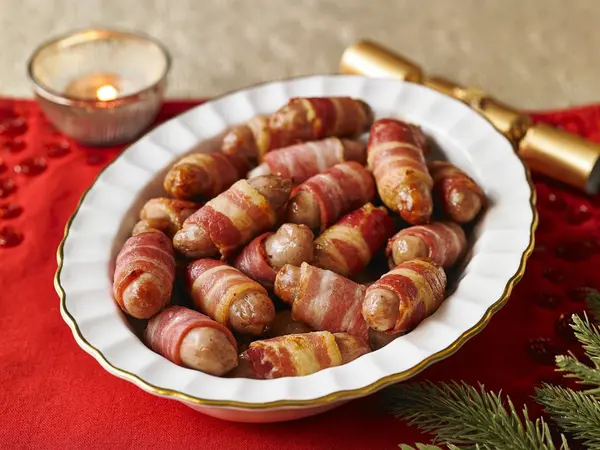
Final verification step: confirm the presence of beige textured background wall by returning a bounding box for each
[0,0,597,109]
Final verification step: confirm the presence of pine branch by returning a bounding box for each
[571,314,600,367]
[385,381,566,450]
[555,354,600,394]
[536,384,600,448]
[586,290,600,323]
[399,444,464,450]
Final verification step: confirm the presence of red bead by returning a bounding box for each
[0,226,23,248]
[0,178,16,198]
[0,203,22,219]
[542,267,565,284]
[0,117,27,138]
[3,138,26,154]
[85,153,106,166]
[555,241,594,262]
[566,204,593,225]
[13,156,47,176]
[542,192,567,211]
[535,292,561,309]
[527,338,560,365]
[45,141,70,158]
[555,313,577,342]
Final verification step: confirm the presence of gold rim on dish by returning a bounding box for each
[54,76,538,410]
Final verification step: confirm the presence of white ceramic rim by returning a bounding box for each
[55,75,537,409]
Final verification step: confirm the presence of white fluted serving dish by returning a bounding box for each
[55,75,536,423]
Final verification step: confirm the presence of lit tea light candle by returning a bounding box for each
[27,29,171,146]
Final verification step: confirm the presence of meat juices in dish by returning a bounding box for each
[386,221,467,269]
[173,175,291,259]
[362,258,447,333]
[233,331,371,379]
[367,118,433,224]
[285,161,375,231]
[233,223,314,290]
[313,203,395,278]
[145,306,238,376]
[113,230,176,319]
[163,152,248,200]
[186,259,275,335]
[428,161,485,223]
[222,97,373,163]
[132,197,200,238]
[275,262,369,341]
[248,137,367,184]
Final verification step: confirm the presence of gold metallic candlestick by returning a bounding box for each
[340,40,600,194]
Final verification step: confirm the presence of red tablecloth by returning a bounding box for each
[1,99,599,449]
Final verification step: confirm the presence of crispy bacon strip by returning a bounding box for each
[240,331,369,379]
[221,116,273,163]
[233,232,277,289]
[186,259,274,334]
[386,221,467,269]
[288,161,375,230]
[113,230,175,319]
[133,198,200,238]
[429,161,485,223]
[275,262,369,341]
[367,118,433,224]
[270,97,374,144]
[252,138,366,184]
[313,203,395,277]
[176,179,279,259]
[164,152,248,200]
[362,259,447,333]
[144,306,236,366]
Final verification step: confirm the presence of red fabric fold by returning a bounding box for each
[1,98,599,449]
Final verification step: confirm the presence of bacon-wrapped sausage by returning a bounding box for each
[367,118,433,224]
[285,162,375,231]
[221,115,272,163]
[265,310,312,338]
[270,97,374,144]
[275,262,369,341]
[313,203,394,278]
[132,198,200,238]
[187,259,275,335]
[233,223,314,290]
[248,138,366,184]
[429,161,485,223]
[113,230,176,319]
[362,259,447,333]
[144,306,238,376]
[173,175,291,259]
[163,152,248,201]
[386,221,467,269]
[235,331,370,379]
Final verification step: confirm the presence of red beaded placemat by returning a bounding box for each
[1,99,599,449]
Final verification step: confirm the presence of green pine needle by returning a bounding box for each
[386,381,566,450]
[571,313,600,367]
[586,291,600,323]
[555,354,600,394]
[399,444,465,450]
[536,384,600,448]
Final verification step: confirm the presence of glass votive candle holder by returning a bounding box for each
[27,28,171,146]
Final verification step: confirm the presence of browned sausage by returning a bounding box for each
[133,198,200,238]
[113,230,175,319]
[145,306,238,376]
[429,161,485,223]
[173,175,292,259]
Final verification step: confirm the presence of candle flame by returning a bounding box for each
[96,84,118,101]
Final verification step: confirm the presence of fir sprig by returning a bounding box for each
[555,354,600,393]
[399,444,463,450]
[386,381,567,450]
[535,384,600,448]
[586,291,600,323]
[570,314,600,367]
